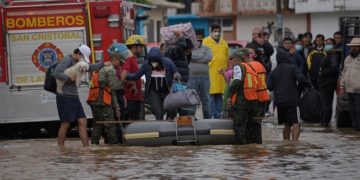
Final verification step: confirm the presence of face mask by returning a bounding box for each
[151,62,159,67]
[324,44,333,52]
[350,50,360,58]
[212,32,220,39]
[295,44,303,52]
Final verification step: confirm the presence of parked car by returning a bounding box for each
[227,40,248,56]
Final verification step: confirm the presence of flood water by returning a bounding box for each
[1,119,360,179]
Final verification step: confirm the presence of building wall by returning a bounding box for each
[236,14,307,44]
[167,15,209,36]
[145,9,165,42]
[295,0,360,13]
[311,11,360,38]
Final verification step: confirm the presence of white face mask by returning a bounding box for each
[212,32,220,39]
[151,62,159,67]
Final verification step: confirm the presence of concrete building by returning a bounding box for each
[143,0,184,43]
[295,0,360,42]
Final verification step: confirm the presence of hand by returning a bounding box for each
[115,107,121,119]
[123,96,128,108]
[120,71,127,80]
[338,87,345,96]
[130,85,138,96]
[226,98,232,106]
[68,76,76,82]
[173,72,181,80]
[218,68,225,75]
[104,61,112,66]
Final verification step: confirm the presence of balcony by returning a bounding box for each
[238,0,277,15]
[198,0,236,17]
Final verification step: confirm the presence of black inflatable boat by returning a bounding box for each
[123,117,236,146]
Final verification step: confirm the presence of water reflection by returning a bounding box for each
[1,123,360,179]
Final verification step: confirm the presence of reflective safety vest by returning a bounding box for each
[87,72,112,106]
[248,61,270,102]
[231,63,259,104]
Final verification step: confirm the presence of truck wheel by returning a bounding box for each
[336,108,352,128]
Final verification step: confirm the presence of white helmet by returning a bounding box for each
[78,44,91,63]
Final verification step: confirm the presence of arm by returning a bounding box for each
[107,67,124,90]
[264,42,274,57]
[126,64,146,81]
[320,54,340,78]
[53,58,73,82]
[191,46,213,63]
[292,66,310,87]
[229,65,243,95]
[88,62,104,72]
[267,72,274,91]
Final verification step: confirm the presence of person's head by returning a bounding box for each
[282,37,294,50]
[347,37,360,58]
[248,48,256,60]
[294,39,303,52]
[210,24,221,40]
[252,27,264,45]
[333,31,343,46]
[108,43,130,68]
[74,45,91,63]
[302,32,313,46]
[126,35,145,55]
[315,34,325,48]
[196,31,204,48]
[263,32,270,42]
[147,47,163,68]
[297,33,304,41]
[230,48,250,65]
[324,38,335,52]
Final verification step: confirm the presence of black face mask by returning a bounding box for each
[350,49,360,58]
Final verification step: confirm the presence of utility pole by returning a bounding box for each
[276,0,283,46]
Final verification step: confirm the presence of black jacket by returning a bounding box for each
[268,52,310,107]
[165,37,190,82]
[318,51,340,89]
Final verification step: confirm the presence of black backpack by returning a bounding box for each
[43,63,58,94]
[300,89,323,122]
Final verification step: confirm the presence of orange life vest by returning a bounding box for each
[231,63,258,104]
[248,61,270,102]
[87,72,112,106]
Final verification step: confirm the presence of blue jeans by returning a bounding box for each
[187,75,211,119]
[210,94,223,119]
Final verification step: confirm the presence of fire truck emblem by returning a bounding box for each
[32,42,63,72]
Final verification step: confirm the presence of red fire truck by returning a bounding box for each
[0,0,135,135]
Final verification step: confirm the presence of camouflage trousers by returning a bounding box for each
[233,102,261,144]
[90,106,117,144]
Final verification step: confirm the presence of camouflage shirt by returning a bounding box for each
[89,65,124,107]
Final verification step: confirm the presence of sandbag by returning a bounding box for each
[160,22,198,49]
[300,89,323,122]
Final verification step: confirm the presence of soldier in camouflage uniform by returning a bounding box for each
[88,43,131,145]
[228,48,260,145]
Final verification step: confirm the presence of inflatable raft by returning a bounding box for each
[123,116,236,146]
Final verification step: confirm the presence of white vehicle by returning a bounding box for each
[0,0,136,136]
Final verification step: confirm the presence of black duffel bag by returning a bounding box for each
[300,89,323,123]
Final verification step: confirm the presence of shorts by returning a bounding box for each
[277,106,298,125]
[56,95,86,122]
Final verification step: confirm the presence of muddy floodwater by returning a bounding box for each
[1,120,360,179]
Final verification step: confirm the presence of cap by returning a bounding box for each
[347,37,360,46]
[78,45,91,63]
[230,48,249,59]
